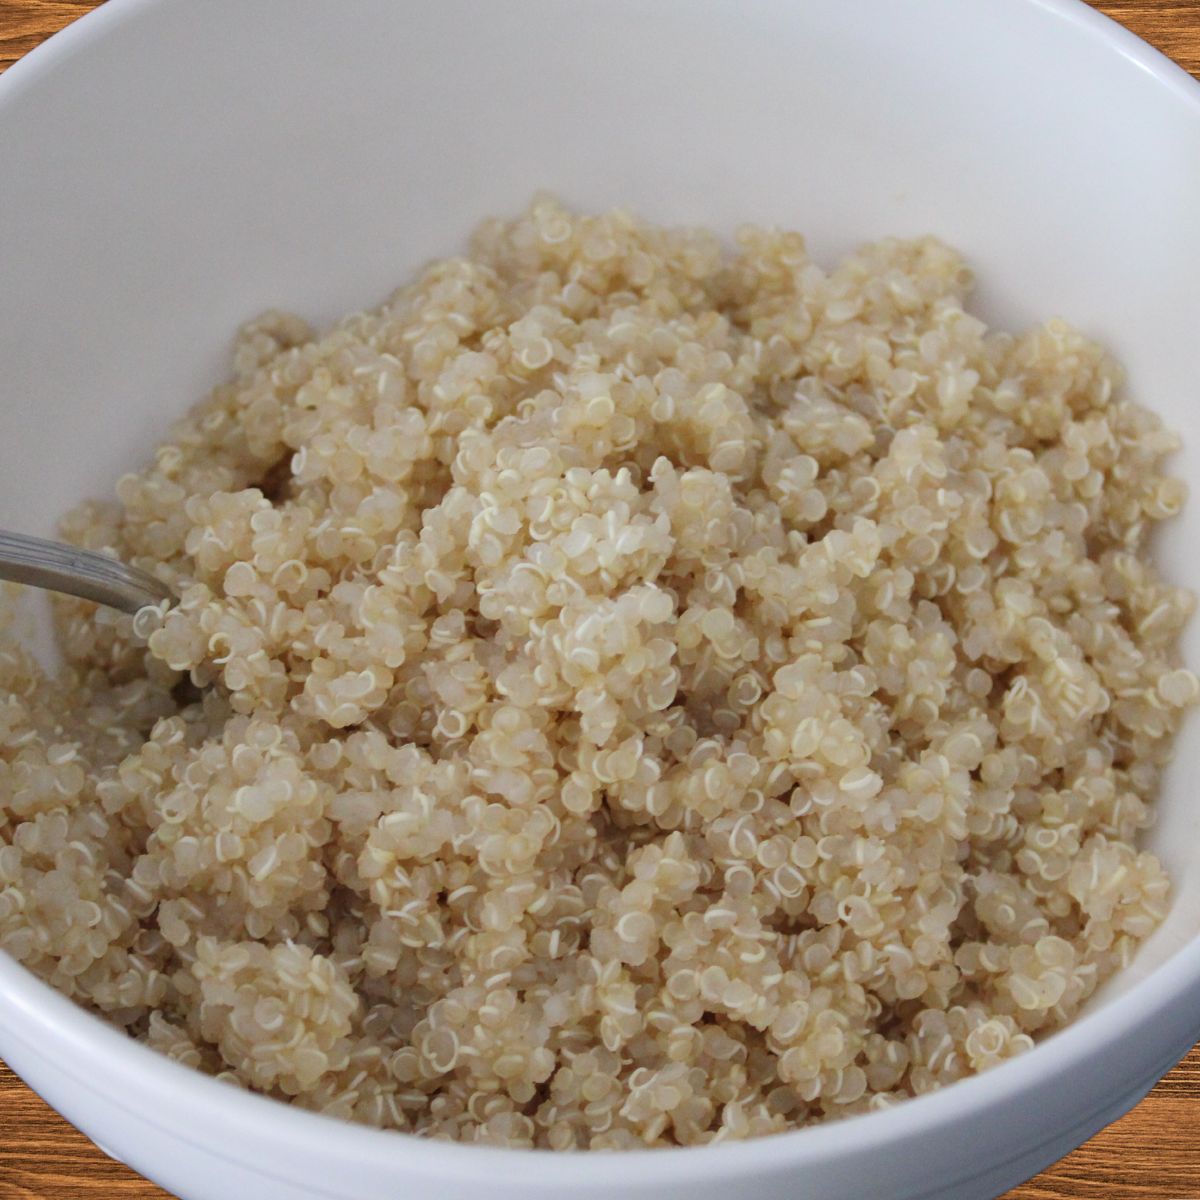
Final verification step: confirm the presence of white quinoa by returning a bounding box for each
[1,197,1196,1147]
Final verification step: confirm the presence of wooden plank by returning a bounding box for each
[0,1061,164,1198]
[1,1,1200,1198]
[0,1,96,73]
[1087,0,1200,76]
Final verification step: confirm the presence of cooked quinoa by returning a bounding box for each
[1,197,1196,1148]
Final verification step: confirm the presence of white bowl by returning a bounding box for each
[2,2,1200,1197]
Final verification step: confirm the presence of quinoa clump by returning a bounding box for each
[1,198,1195,1147]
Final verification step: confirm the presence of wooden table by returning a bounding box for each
[2,1,1200,1197]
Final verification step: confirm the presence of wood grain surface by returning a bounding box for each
[1,1,1199,1198]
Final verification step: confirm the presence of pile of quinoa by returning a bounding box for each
[1,197,1196,1148]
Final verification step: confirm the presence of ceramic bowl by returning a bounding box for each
[2,2,1200,1197]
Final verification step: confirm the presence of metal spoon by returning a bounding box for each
[0,529,173,615]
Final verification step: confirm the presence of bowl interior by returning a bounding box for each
[2,0,1200,1011]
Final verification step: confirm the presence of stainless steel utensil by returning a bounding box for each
[0,529,173,615]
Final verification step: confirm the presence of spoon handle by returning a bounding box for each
[0,529,173,615]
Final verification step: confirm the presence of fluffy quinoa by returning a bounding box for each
[1,197,1196,1148]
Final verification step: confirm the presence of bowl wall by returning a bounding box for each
[2,2,1200,1197]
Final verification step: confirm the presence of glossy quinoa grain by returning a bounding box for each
[1,197,1196,1147]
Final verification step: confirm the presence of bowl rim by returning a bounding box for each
[1,0,1199,1191]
